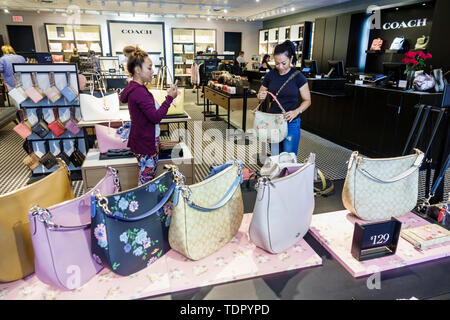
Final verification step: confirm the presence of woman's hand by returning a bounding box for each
[258,90,268,101]
[284,109,300,122]
[167,86,179,99]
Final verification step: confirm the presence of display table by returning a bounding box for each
[309,210,450,278]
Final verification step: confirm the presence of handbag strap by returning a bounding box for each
[30,72,38,87]
[256,91,286,113]
[31,206,90,231]
[17,109,25,123]
[52,107,60,122]
[14,72,23,87]
[58,139,65,154]
[275,70,301,97]
[356,152,424,183]
[49,72,56,87]
[96,181,176,222]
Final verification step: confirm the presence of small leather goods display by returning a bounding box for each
[370,38,383,51]
[8,72,28,106]
[44,72,62,103]
[92,169,175,276]
[54,140,71,166]
[22,141,41,171]
[169,161,244,260]
[342,149,424,221]
[31,108,50,138]
[65,106,81,135]
[47,108,66,137]
[250,154,315,254]
[13,109,32,139]
[414,35,430,50]
[28,168,120,290]
[0,159,74,282]
[389,37,405,50]
[69,139,86,167]
[25,72,45,104]
[39,141,58,170]
[95,123,129,153]
[60,72,78,103]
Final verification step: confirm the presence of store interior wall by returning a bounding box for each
[0,11,262,78]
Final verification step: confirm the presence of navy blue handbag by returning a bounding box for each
[91,169,176,276]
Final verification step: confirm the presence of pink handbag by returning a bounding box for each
[25,72,45,103]
[65,106,81,135]
[13,109,32,139]
[95,123,129,153]
[28,167,120,290]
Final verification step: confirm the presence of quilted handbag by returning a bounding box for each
[28,168,120,290]
[253,91,288,144]
[44,72,62,103]
[8,72,28,106]
[69,139,86,168]
[95,122,129,153]
[250,154,315,253]
[13,109,32,139]
[22,141,41,171]
[39,140,58,170]
[342,149,425,221]
[65,106,81,135]
[370,38,383,51]
[60,72,78,103]
[0,159,74,282]
[168,161,244,260]
[54,139,71,166]
[414,35,430,50]
[25,72,45,104]
[47,108,66,137]
[91,169,175,276]
[31,108,50,138]
[80,89,121,121]
[390,37,405,50]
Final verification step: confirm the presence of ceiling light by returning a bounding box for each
[207,17,210,21]
[256,0,260,2]
[4,8,9,13]
[291,7,295,12]
[224,9,227,13]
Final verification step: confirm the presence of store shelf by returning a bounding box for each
[48,39,75,41]
[173,42,194,44]
[366,50,385,54]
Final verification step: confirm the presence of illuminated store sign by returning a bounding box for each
[382,18,427,30]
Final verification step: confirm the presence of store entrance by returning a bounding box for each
[6,25,36,53]
[224,32,242,57]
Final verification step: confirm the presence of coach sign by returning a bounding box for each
[382,18,427,30]
[107,20,165,55]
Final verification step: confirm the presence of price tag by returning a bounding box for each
[351,218,402,261]
[355,80,364,86]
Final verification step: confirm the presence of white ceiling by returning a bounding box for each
[0,0,352,21]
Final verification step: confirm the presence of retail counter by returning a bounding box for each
[301,82,446,162]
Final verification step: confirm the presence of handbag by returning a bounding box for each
[0,159,74,282]
[91,169,176,276]
[8,72,28,106]
[168,161,244,260]
[389,37,405,50]
[250,154,315,254]
[414,35,430,50]
[22,141,41,170]
[253,71,300,144]
[28,168,120,290]
[39,140,58,170]
[47,108,66,137]
[60,72,78,103]
[149,66,185,115]
[69,139,86,167]
[13,109,32,139]
[95,122,129,153]
[65,106,81,135]
[370,38,383,51]
[45,72,62,103]
[259,152,298,179]
[31,108,50,138]
[80,88,121,121]
[342,149,425,221]
[25,72,45,104]
[54,140,71,166]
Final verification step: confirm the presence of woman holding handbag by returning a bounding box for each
[120,47,178,185]
[257,40,311,156]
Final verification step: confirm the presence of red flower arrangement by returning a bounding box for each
[402,51,432,72]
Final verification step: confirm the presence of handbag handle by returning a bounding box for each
[49,72,56,87]
[31,206,91,231]
[255,91,286,113]
[14,72,23,87]
[356,152,424,183]
[96,181,176,222]
[30,72,39,88]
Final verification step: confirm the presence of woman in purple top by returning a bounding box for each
[257,40,311,156]
[120,47,178,185]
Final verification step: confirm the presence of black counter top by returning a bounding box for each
[310,90,347,98]
[346,83,443,96]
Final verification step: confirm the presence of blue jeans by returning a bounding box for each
[270,117,301,156]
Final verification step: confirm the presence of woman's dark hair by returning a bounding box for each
[262,54,270,64]
[274,40,297,65]
[126,46,148,75]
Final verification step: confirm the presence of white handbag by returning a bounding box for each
[250,153,316,254]
[80,87,121,121]
[342,149,424,221]
[260,152,298,179]
[149,66,185,115]
[389,37,405,50]
[8,72,28,106]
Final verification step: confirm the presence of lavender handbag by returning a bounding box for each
[65,106,81,135]
[28,167,120,290]
[95,122,129,153]
[250,153,316,254]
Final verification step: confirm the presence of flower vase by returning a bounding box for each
[406,70,415,90]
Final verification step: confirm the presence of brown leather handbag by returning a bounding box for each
[0,159,74,282]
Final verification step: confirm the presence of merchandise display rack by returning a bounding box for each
[13,63,87,179]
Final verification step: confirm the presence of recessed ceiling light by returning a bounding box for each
[207,17,210,21]
[224,9,228,13]
[291,7,295,12]
[4,8,9,13]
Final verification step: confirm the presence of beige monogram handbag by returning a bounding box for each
[342,149,424,221]
[168,161,244,260]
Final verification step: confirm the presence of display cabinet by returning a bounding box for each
[45,24,103,61]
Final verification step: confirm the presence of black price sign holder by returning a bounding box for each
[351,218,402,261]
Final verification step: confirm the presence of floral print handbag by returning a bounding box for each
[253,91,288,144]
[91,168,177,276]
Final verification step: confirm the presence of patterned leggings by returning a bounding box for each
[135,137,160,185]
